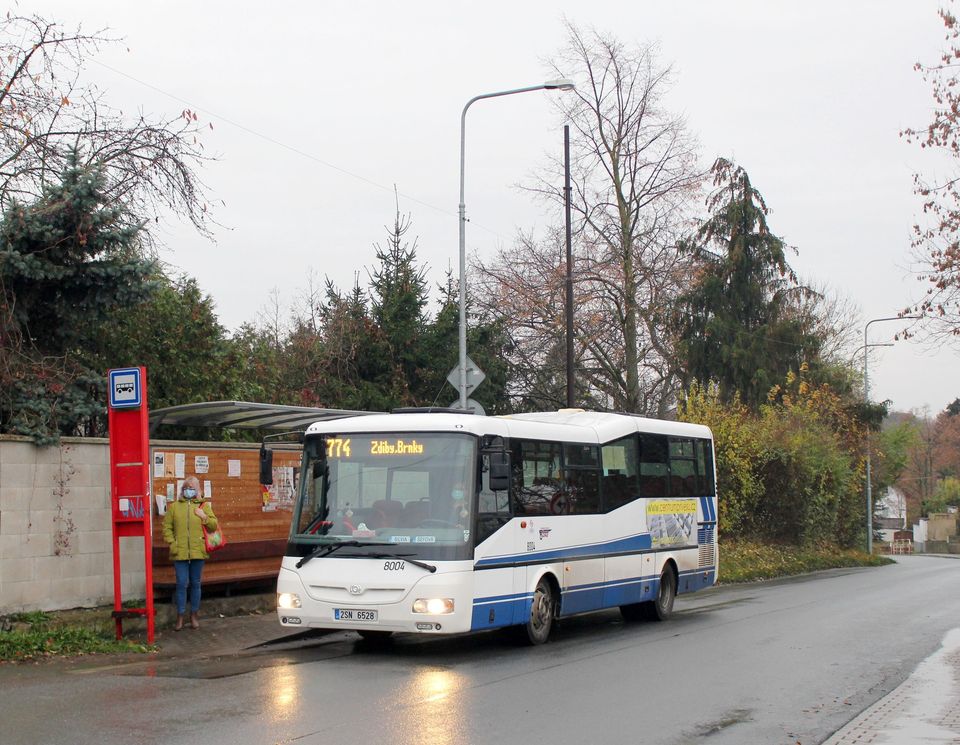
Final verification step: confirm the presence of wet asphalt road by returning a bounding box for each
[2,555,958,745]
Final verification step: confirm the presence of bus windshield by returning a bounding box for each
[290,432,476,558]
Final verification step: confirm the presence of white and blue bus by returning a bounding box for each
[270,409,717,644]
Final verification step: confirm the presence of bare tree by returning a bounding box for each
[0,14,214,244]
[907,409,939,509]
[472,228,597,410]
[290,268,326,337]
[256,288,288,351]
[792,280,861,364]
[518,22,702,415]
[902,3,960,342]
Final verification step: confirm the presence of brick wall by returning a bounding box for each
[0,436,146,614]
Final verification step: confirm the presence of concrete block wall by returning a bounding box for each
[926,513,959,542]
[0,436,146,614]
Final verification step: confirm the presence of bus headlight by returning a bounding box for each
[277,592,302,609]
[413,598,454,615]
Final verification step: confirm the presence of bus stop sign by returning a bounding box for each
[109,367,142,408]
[107,366,154,643]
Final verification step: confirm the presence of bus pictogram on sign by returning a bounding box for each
[109,367,142,408]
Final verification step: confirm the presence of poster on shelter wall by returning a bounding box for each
[175,453,186,478]
[262,466,297,512]
[154,452,165,478]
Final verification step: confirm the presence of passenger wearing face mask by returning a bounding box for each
[451,482,469,527]
[162,476,218,631]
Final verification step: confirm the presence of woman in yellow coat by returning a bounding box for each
[162,476,218,630]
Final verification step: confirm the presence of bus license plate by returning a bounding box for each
[334,608,378,623]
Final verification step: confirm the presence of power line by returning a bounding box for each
[89,57,511,240]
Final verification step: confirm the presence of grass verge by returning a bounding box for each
[0,611,154,662]
[719,540,893,584]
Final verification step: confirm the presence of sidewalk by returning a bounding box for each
[3,601,330,684]
[148,608,306,660]
[123,592,310,660]
[823,628,960,744]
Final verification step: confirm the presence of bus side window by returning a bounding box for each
[697,439,716,495]
[564,443,601,514]
[601,435,639,511]
[511,440,562,515]
[565,468,600,514]
[639,433,670,497]
[478,456,510,514]
[477,455,511,543]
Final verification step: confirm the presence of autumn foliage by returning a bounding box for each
[679,367,867,547]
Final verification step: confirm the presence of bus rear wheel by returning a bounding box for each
[523,577,555,645]
[642,567,676,621]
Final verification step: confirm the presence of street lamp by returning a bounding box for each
[862,315,920,553]
[457,79,576,409]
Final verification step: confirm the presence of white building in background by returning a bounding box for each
[876,486,907,544]
[913,518,927,550]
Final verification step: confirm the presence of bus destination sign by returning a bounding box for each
[325,437,425,458]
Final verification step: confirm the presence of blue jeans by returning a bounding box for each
[173,559,205,614]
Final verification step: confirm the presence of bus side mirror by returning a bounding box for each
[488,451,510,492]
[260,445,273,485]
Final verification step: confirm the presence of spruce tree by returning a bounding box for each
[368,209,428,397]
[315,277,403,412]
[673,158,820,407]
[0,155,154,441]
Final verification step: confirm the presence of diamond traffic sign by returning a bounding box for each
[447,356,486,395]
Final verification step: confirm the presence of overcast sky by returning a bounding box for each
[28,0,959,414]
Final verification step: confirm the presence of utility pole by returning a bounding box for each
[564,124,574,408]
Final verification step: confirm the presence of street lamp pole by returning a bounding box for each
[862,315,919,553]
[457,79,575,409]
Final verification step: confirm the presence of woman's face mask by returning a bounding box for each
[183,487,197,499]
[452,489,464,500]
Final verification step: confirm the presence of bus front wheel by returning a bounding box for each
[523,577,555,645]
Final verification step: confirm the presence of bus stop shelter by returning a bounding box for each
[146,401,375,589]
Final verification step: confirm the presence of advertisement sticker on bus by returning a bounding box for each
[648,499,697,547]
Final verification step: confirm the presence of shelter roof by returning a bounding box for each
[148,400,374,434]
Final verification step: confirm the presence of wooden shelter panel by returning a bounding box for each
[150,446,300,586]
[153,556,283,589]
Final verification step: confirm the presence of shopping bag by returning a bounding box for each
[203,523,226,553]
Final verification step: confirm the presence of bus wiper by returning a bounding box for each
[296,540,396,568]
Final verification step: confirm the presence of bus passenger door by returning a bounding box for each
[472,456,525,630]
